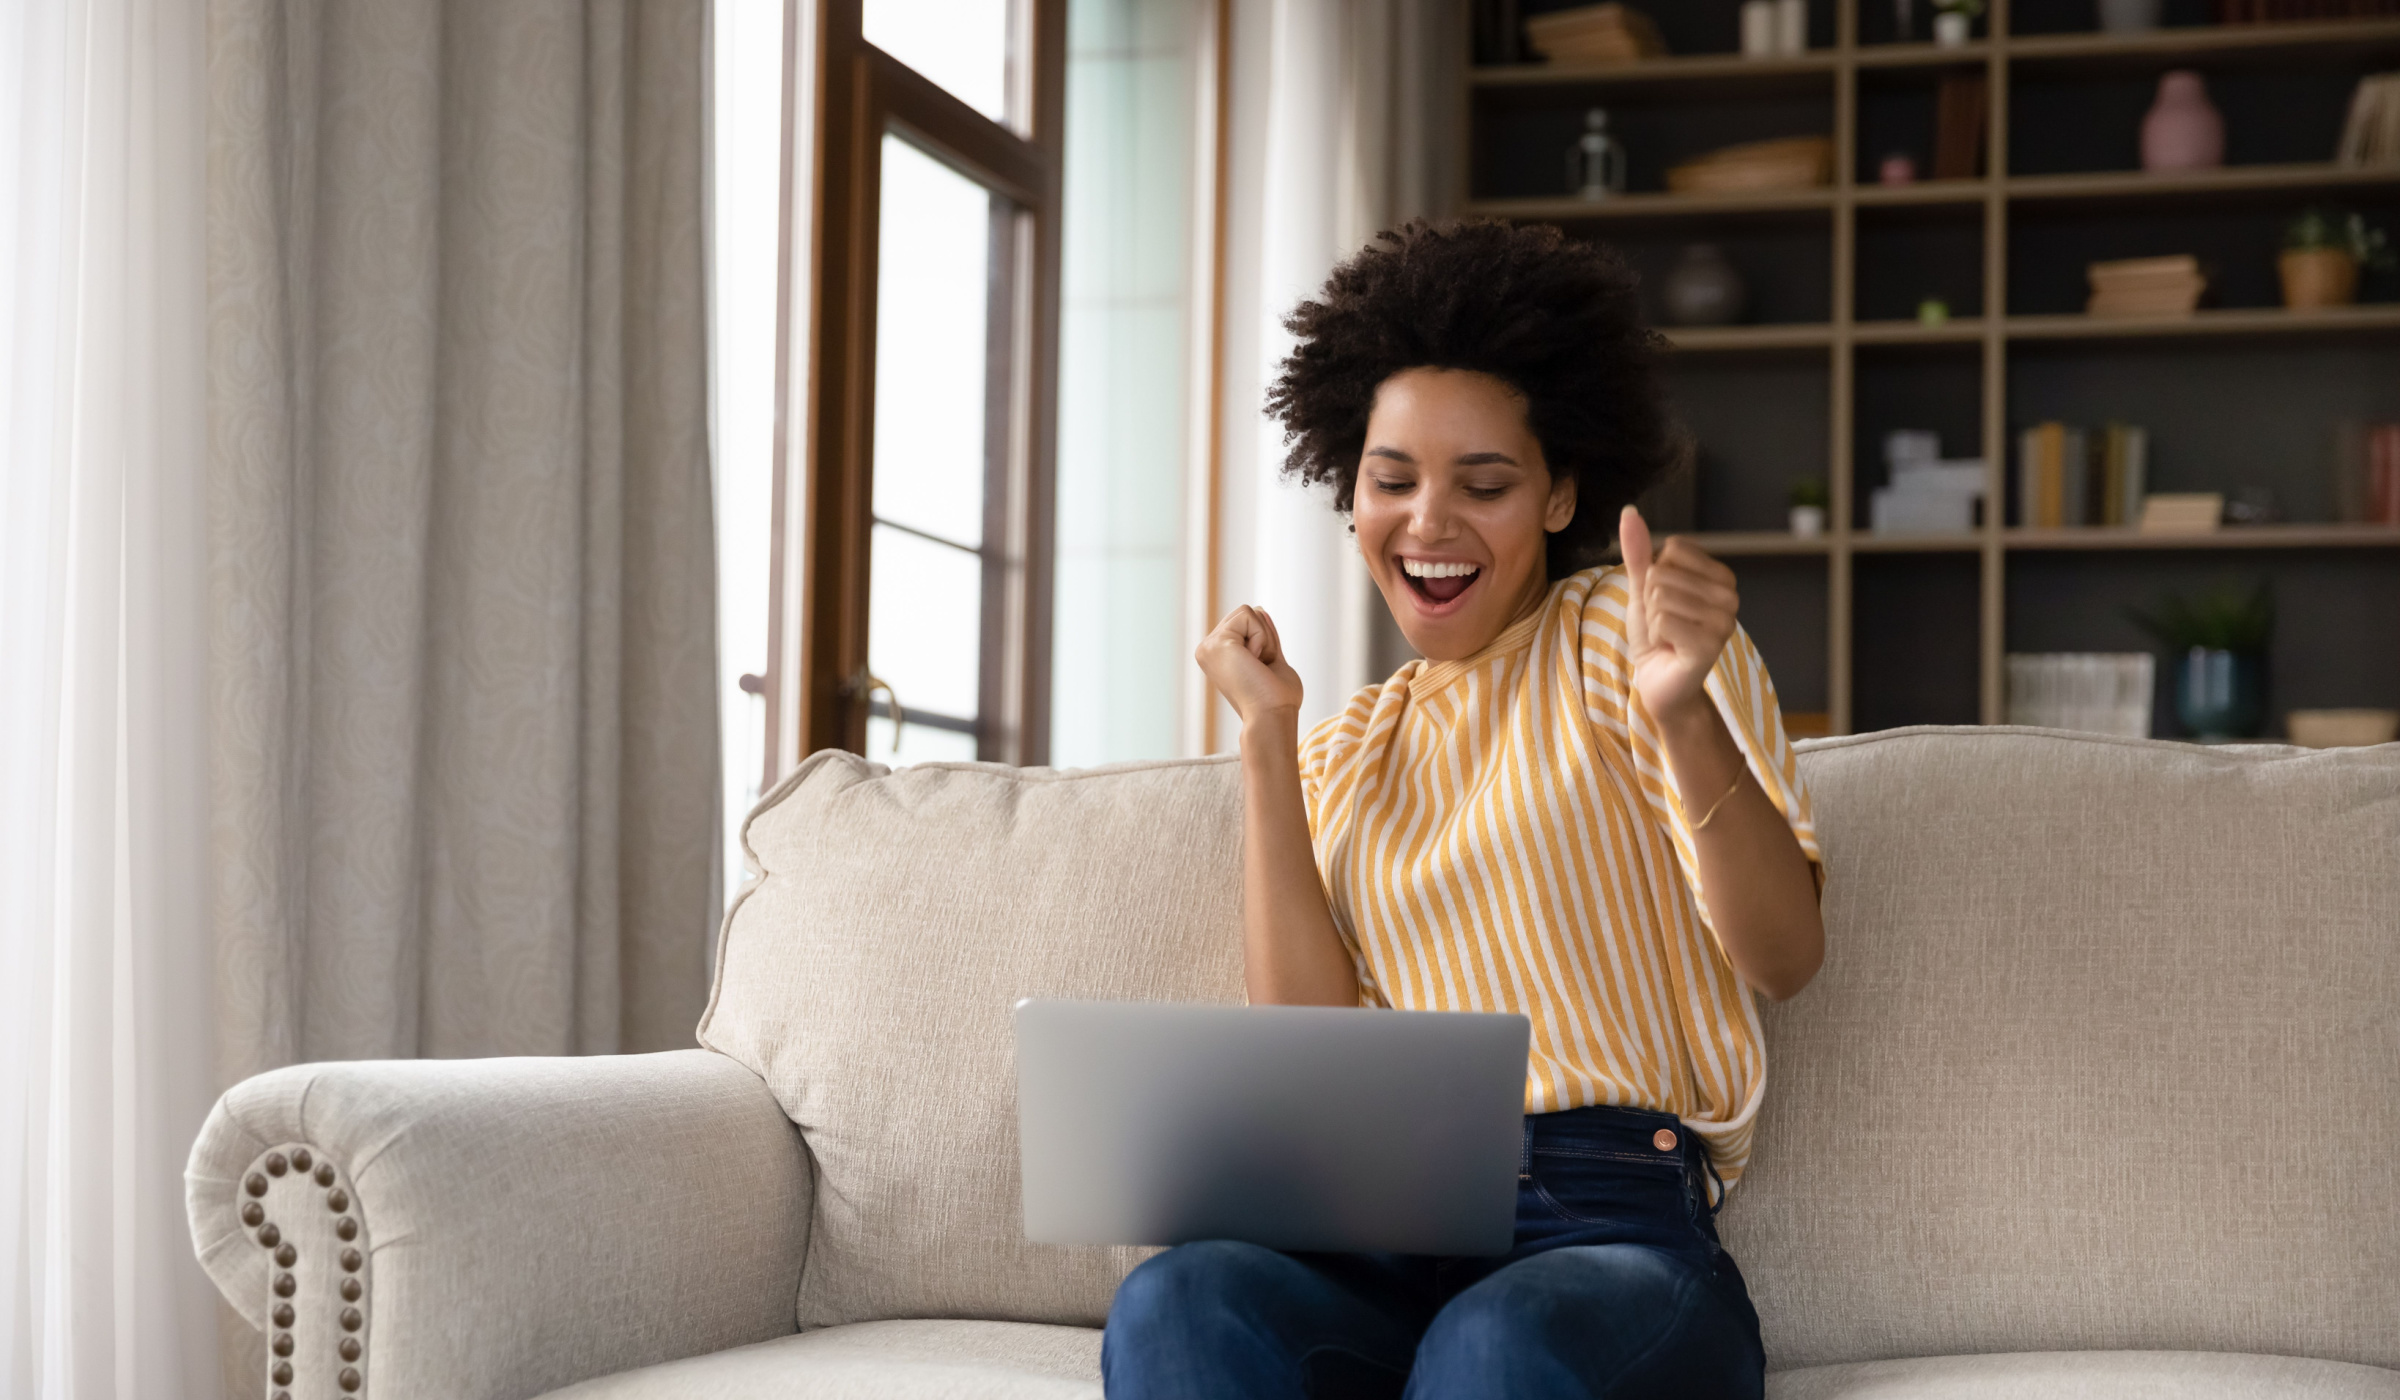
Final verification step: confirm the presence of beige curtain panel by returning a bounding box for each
[208,0,720,1090]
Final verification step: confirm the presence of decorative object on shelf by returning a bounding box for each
[1524,3,1664,66]
[1931,0,1980,46]
[2224,487,2282,526]
[2005,653,2155,738]
[2097,0,2162,32]
[1776,0,1809,53]
[1665,135,1832,193]
[1662,244,1748,326]
[2286,708,2400,748]
[1567,108,1629,200]
[2278,206,2393,310]
[2129,580,2271,741]
[1789,475,1829,537]
[2335,73,2400,166]
[1879,152,1918,185]
[1875,430,1983,533]
[1741,0,1777,56]
[1917,297,1950,326]
[2141,71,2225,173]
[1933,73,1988,178]
[2138,492,2225,534]
[2087,255,2205,317]
[2019,421,2147,527]
[2333,421,2400,524]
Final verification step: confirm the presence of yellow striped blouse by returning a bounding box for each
[1297,564,1820,1191]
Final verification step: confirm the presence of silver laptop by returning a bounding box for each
[1014,999,1530,1256]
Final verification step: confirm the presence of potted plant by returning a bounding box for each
[1788,475,1829,537]
[2280,207,2394,310]
[1931,0,1981,46]
[2128,580,2272,741]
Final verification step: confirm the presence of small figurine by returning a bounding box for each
[1568,108,1628,200]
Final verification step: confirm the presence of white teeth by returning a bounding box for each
[1401,558,1480,579]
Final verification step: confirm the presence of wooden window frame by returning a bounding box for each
[766,0,1067,775]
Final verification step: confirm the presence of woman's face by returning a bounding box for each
[1353,368,1576,663]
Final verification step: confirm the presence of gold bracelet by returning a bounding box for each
[1689,770,1747,832]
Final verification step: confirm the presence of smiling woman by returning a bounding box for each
[1115,219,1829,1400]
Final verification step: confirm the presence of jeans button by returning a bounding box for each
[1653,1128,1678,1152]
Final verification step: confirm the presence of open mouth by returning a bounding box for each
[1400,557,1481,607]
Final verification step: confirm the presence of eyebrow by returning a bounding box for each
[1363,446,1521,466]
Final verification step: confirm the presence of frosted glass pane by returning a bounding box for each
[874,135,992,549]
[869,523,981,723]
[863,0,1012,125]
[865,715,981,766]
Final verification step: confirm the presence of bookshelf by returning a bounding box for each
[1465,0,2400,737]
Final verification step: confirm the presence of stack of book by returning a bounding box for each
[2005,653,2155,739]
[1523,3,1665,65]
[2017,421,2149,528]
[1871,430,1984,534]
[2087,256,2205,318]
[2338,73,2400,166]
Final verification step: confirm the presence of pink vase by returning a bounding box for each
[2141,70,2224,172]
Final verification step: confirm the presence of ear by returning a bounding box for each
[1544,471,1578,534]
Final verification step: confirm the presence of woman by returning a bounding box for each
[1101,220,1825,1399]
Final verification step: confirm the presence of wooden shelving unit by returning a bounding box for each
[1466,0,2400,737]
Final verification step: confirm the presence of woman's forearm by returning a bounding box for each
[1239,713,1361,1006]
[1653,698,1824,1001]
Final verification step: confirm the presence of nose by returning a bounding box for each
[1406,480,1459,545]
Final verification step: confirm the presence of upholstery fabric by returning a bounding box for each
[1765,1350,2400,1399]
[207,0,719,1085]
[532,1320,1104,1399]
[185,1051,808,1400]
[698,751,1247,1329]
[1724,728,2400,1370]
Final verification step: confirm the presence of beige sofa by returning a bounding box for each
[186,727,2400,1399]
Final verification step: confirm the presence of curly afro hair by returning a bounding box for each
[1265,218,1682,580]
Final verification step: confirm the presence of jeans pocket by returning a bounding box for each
[1525,1150,1691,1233]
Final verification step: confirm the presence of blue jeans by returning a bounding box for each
[1101,1104,1764,1400]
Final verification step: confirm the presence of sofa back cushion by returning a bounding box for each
[1724,728,2400,1370]
[699,751,1244,1330]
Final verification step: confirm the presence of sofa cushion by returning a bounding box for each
[530,1320,1102,1399]
[1726,729,2400,1370]
[1766,1350,2400,1399]
[698,752,1245,1329]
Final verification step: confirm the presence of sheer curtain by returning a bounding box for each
[1,0,223,1396]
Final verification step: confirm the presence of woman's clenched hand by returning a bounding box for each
[1197,604,1304,726]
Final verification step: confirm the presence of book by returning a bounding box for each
[2088,255,2205,317]
[2019,421,2147,528]
[2139,493,2225,533]
[2005,653,2154,738]
[1933,73,1987,180]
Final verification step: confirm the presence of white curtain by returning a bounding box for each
[1216,0,1461,730]
[207,0,722,1087]
[1,0,223,1396]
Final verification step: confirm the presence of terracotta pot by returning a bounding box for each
[2279,246,2359,308]
[2141,70,2223,172]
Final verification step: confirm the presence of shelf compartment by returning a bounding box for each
[2007,339,2400,524]
[1853,553,1984,731]
[1668,354,1830,532]
[2005,547,2400,738]
[1733,555,1832,716]
[1857,203,1986,322]
[2009,67,2369,179]
[1855,339,1986,530]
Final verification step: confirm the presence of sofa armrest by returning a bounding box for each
[186,1049,810,1400]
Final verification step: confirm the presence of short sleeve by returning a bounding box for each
[1576,569,1823,923]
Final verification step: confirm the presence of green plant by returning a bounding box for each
[1788,474,1829,509]
[2127,579,2273,653]
[2282,206,2396,272]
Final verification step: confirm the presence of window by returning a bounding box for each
[758,0,1223,780]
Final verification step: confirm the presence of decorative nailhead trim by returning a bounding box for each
[243,1144,369,1398]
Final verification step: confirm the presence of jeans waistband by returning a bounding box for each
[1520,1104,1724,1215]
